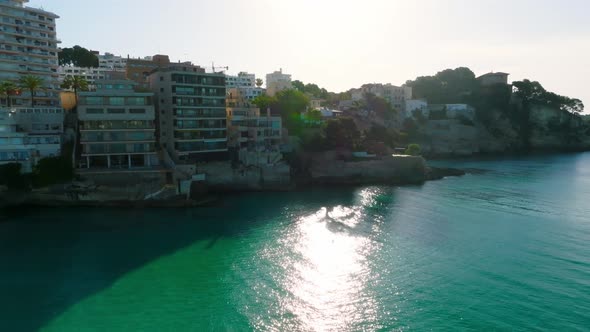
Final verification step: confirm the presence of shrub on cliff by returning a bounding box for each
[405,144,422,156]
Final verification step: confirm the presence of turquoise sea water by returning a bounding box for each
[1,153,590,331]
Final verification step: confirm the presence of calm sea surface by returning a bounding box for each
[1,153,589,331]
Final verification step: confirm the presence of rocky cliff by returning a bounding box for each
[308,151,428,185]
[417,106,590,157]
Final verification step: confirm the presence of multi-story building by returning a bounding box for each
[99,52,126,71]
[225,72,263,100]
[58,52,127,89]
[352,83,413,112]
[226,88,283,166]
[266,69,292,97]
[477,72,510,86]
[149,62,227,163]
[225,72,255,88]
[0,0,61,107]
[76,80,157,169]
[0,106,64,172]
[126,54,170,87]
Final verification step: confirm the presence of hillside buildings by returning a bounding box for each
[226,88,283,166]
[225,72,263,100]
[266,69,292,97]
[149,62,227,163]
[352,83,413,112]
[0,0,61,107]
[58,52,127,88]
[77,80,157,169]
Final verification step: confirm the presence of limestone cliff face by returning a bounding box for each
[417,105,589,157]
[528,106,590,150]
[308,152,427,185]
[420,120,480,156]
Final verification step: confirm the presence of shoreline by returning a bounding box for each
[6,149,588,210]
[0,166,466,209]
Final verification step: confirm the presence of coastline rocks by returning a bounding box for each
[426,167,467,181]
[308,151,428,185]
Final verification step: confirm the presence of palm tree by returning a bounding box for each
[19,75,44,107]
[256,78,263,88]
[0,81,19,107]
[61,75,89,106]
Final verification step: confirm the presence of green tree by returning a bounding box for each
[59,45,99,67]
[0,81,20,107]
[61,75,89,105]
[405,144,421,156]
[364,124,400,147]
[325,117,360,149]
[292,80,305,92]
[406,67,478,104]
[252,94,277,113]
[364,92,395,118]
[274,89,310,134]
[19,75,44,107]
[255,78,263,88]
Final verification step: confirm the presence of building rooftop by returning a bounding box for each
[477,72,510,78]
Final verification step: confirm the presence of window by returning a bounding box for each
[85,96,103,105]
[160,88,164,93]
[86,108,104,114]
[107,108,125,114]
[160,76,164,81]
[128,97,146,105]
[108,97,125,105]
[129,108,146,114]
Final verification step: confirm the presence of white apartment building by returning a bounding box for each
[77,80,157,169]
[0,107,64,172]
[225,72,264,100]
[266,69,292,97]
[226,72,255,88]
[59,52,127,88]
[99,53,126,71]
[0,0,61,107]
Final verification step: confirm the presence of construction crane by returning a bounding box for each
[211,62,228,73]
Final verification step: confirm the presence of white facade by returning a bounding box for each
[0,0,61,107]
[226,72,255,88]
[0,107,64,172]
[405,99,429,118]
[59,52,126,88]
[225,72,264,100]
[266,69,292,97]
[77,80,157,169]
[98,53,126,71]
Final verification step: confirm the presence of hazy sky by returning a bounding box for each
[31,0,590,107]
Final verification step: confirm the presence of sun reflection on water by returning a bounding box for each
[251,188,387,332]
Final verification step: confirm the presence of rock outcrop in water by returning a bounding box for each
[305,151,464,185]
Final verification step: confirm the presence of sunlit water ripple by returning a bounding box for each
[1,153,589,331]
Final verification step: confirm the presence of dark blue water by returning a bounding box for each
[1,153,589,331]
